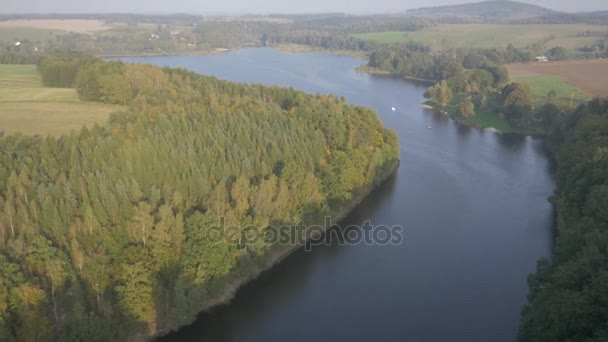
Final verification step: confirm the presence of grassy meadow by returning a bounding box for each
[0,64,119,136]
[513,74,589,107]
[353,24,608,51]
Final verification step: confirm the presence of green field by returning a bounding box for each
[513,74,589,107]
[0,27,61,42]
[0,64,119,136]
[353,24,608,51]
[427,95,513,132]
[468,107,511,131]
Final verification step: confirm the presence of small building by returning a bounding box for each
[536,56,548,62]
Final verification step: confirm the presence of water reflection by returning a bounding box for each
[496,133,527,151]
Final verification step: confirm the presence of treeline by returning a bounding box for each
[511,12,608,25]
[366,42,572,133]
[368,43,531,81]
[2,15,434,57]
[519,98,608,341]
[37,51,97,87]
[424,65,565,132]
[266,30,377,51]
[285,15,434,34]
[0,52,399,340]
[0,50,40,64]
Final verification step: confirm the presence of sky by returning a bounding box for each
[2,0,607,15]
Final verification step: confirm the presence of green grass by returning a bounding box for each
[353,24,608,51]
[0,64,120,136]
[0,27,60,42]
[469,108,511,131]
[429,94,515,132]
[513,75,589,107]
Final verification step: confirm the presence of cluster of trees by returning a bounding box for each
[368,43,530,81]
[419,53,511,123]
[519,98,608,341]
[397,43,573,132]
[0,53,399,340]
[0,50,41,64]
[266,30,376,51]
[37,51,97,87]
[425,72,562,132]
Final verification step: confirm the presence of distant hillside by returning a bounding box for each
[512,10,608,25]
[406,0,557,22]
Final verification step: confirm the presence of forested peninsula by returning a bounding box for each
[0,52,399,340]
[362,45,560,134]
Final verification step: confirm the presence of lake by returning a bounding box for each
[121,48,554,342]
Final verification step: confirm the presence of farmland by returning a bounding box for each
[512,75,588,108]
[353,24,608,51]
[0,64,119,136]
[0,19,113,33]
[508,59,608,98]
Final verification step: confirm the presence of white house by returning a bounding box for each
[536,56,548,62]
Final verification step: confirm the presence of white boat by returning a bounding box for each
[391,107,396,111]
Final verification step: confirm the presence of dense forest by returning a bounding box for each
[519,99,608,341]
[0,52,399,340]
[366,44,519,82]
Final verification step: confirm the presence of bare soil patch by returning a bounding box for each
[507,59,608,97]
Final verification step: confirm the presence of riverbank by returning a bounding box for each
[275,44,368,58]
[356,64,546,135]
[101,48,232,59]
[355,64,435,85]
[422,99,542,135]
[104,44,366,60]
[151,159,400,340]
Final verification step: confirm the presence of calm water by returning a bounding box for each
[122,48,554,342]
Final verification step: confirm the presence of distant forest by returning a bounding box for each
[2,7,607,58]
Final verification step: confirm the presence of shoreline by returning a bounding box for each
[355,65,435,85]
[422,101,544,136]
[102,44,367,59]
[355,64,545,136]
[275,44,369,58]
[150,159,400,340]
[100,48,232,59]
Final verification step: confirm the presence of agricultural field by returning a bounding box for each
[353,24,608,51]
[0,27,59,43]
[0,19,112,33]
[513,75,588,108]
[0,64,119,136]
[508,59,608,98]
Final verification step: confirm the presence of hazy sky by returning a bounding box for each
[2,0,607,14]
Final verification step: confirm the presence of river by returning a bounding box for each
[121,48,554,342]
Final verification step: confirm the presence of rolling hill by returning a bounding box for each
[405,0,557,22]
